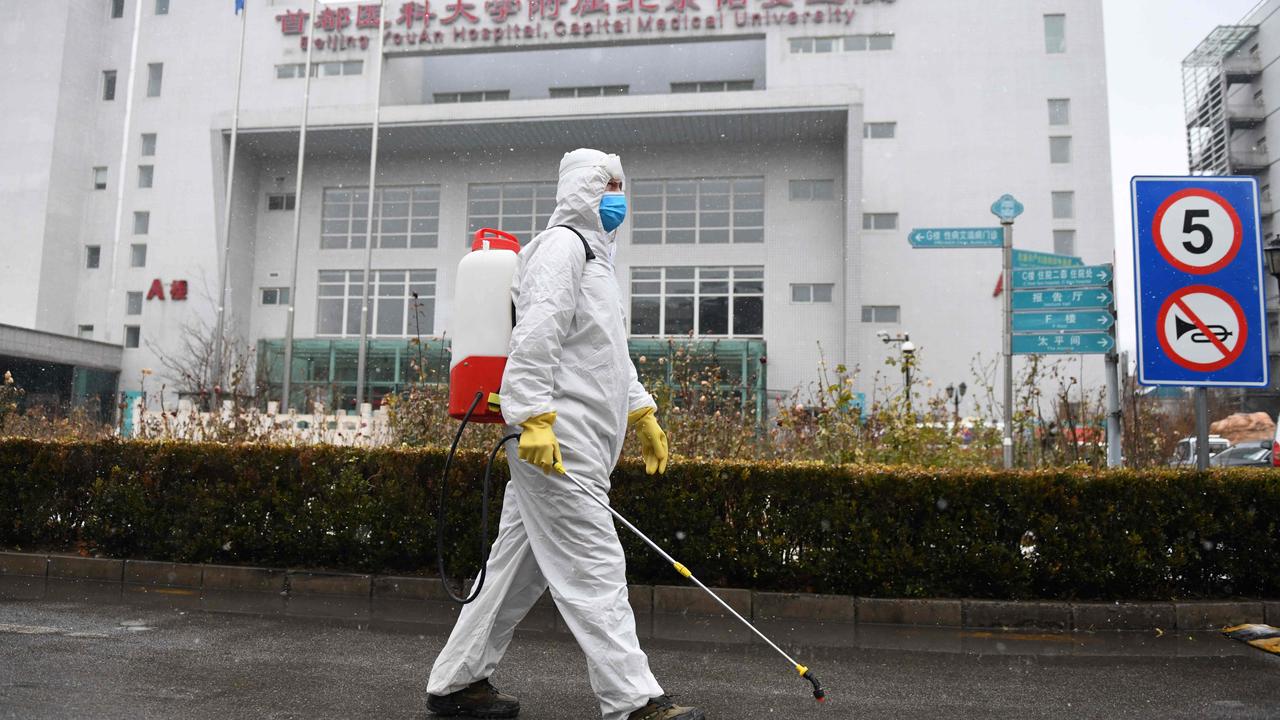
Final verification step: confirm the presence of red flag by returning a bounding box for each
[992,273,1003,298]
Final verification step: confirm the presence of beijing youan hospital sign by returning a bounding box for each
[278,0,894,51]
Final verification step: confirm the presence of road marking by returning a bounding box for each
[0,623,60,635]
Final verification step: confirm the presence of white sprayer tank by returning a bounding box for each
[448,228,521,422]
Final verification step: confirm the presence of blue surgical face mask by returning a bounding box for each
[600,192,627,232]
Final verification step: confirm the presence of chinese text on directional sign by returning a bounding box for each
[1011,264,1117,355]
[1130,177,1268,386]
[908,227,1003,248]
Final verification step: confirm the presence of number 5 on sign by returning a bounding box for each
[1153,188,1243,274]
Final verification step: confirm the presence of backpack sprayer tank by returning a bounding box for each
[449,228,521,423]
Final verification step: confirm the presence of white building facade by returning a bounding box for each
[0,0,1113,416]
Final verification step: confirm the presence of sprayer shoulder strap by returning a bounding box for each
[552,224,595,262]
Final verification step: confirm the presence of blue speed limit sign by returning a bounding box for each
[1131,176,1268,386]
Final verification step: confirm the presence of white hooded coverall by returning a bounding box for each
[427,149,664,719]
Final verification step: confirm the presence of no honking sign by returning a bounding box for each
[1131,177,1268,387]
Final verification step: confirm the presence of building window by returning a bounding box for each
[1044,14,1066,54]
[864,122,896,139]
[124,325,141,348]
[141,133,157,156]
[93,166,108,190]
[1053,230,1076,256]
[77,325,94,339]
[146,63,163,97]
[316,269,436,337]
[138,165,154,188]
[133,211,150,235]
[671,80,754,93]
[322,185,439,249]
[267,193,296,211]
[111,0,124,18]
[1050,136,1072,164]
[155,0,169,13]
[1048,99,1070,125]
[791,283,834,303]
[629,266,764,337]
[432,89,508,102]
[1052,191,1074,219]
[273,61,362,80]
[86,246,101,269]
[126,291,143,315]
[789,33,894,53]
[789,179,836,201]
[102,71,117,101]
[467,181,557,242]
[130,244,147,267]
[261,287,291,305]
[861,305,901,323]
[862,213,899,231]
[631,177,764,244]
[550,85,628,98]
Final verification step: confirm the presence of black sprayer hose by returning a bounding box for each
[437,389,520,605]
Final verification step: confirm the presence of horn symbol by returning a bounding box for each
[1175,316,1233,344]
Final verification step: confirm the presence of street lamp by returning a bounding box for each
[878,331,915,416]
[945,381,967,427]
[1264,236,1280,290]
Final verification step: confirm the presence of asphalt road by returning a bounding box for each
[1,599,1278,720]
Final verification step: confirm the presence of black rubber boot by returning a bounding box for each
[626,695,706,720]
[426,678,520,718]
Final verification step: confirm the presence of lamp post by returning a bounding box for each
[945,381,967,427]
[878,331,915,416]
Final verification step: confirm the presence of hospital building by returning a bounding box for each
[1,0,1113,419]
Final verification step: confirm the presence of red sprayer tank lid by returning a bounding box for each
[472,228,521,253]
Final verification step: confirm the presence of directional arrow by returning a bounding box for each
[1013,332,1115,355]
[1012,263,1113,290]
[907,227,1004,248]
[1013,310,1115,333]
[1012,288,1113,310]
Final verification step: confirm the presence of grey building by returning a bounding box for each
[0,0,1114,415]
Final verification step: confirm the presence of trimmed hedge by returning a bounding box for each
[1,438,1278,601]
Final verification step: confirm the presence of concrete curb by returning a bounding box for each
[2,551,1276,633]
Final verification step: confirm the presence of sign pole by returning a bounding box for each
[281,0,320,412]
[1194,387,1209,470]
[1104,349,1122,467]
[211,2,249,403]
[1002,217,1014,470]
[354,0,387,411]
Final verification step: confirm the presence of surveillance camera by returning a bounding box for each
[876,330,888,339]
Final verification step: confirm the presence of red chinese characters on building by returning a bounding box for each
[528,0,563,21]
[356,3,383,28]
[485,0,522,22]
[440,0,480,24]
[397,1,434,28]
[570,0,610,15]
[615,0,658,13]
[664,0,699,12]
[144,279,188,301]
[276,9,310,34]
[315,5,352,30]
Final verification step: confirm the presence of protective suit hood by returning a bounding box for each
[546,148,624,260]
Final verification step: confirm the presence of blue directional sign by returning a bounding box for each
[1013,333,1115,355]
[1013,310,1115,333]
[1012,287,1113,311]
[908,227,1003,248]
[1013,249,1083,268]
[1131,176,1267,386]
[1012,264,1113,290]
[990,194,1025,223]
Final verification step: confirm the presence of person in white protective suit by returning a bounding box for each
[426,149,704,720]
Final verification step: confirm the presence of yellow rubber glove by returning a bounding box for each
[518,411,565,474]
[628,406,669,475]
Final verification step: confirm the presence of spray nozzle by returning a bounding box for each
[798,665,825,702]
